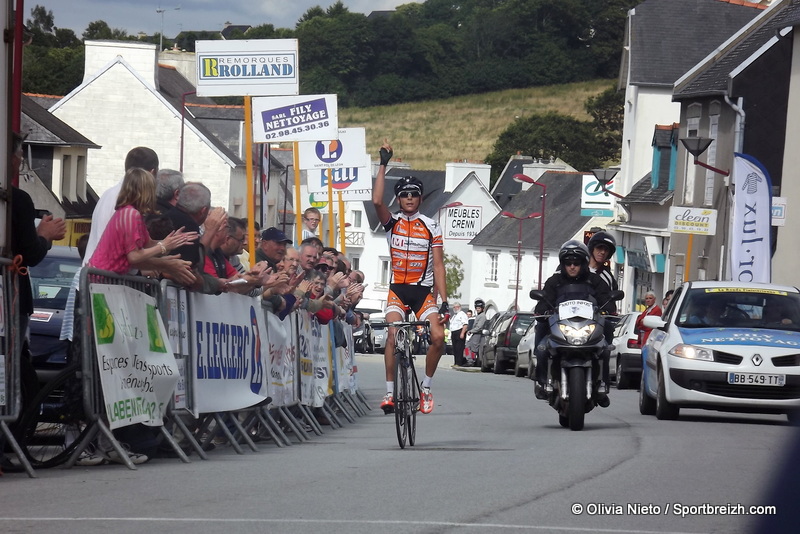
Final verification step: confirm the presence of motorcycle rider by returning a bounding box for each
[586,231,619,397]
[532,240,612,407]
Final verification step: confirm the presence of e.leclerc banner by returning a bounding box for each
[189,292,271,413]
[90,284,179,430]
[730,153,772,283]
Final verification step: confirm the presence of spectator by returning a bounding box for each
[155,169,184,213]
[298,241,320,275]
[635,291,662,346]
[465,299,487,366]
[302,207,322,240]
[202,218,264,295]
[88,168,197,276]
[255,227,292,270]
[83,147,159,265]
[238,220,260,271]
[663,289,675,309]
[449,302,469,366]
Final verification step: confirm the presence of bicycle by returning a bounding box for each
[12,362,91,469]
[379,319,428,449]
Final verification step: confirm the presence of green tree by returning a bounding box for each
[83,20,129,41]
[485,112,606,186]
[444,254,464,301]
[585,85,624,164]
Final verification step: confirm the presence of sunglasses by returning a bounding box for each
[399,191,421,199]
[316,264,332,273]
[564,261,582,267]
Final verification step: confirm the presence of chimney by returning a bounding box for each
[83,40,159,89]
[519,159,567,190]
[445,160,491,192]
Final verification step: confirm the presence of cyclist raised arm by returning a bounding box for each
[373,139,448,415]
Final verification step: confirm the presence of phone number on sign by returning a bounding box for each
[570,503,777,517]
[264,121,330,140]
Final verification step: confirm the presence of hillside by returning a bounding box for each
[336,78,616,171]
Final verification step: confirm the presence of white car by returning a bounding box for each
[515,322,537,378]
[639,281,800,422]
[610,312,641,389]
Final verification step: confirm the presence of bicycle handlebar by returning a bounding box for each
[373,321,430,328]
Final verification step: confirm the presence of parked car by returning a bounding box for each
[28,246,82,379]
[639,281,800,422]
[479,311,536,374]
[369,313,387,351]
[515,321,537,378]
[610,312,642,389]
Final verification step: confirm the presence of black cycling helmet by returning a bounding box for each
[474,298,485,308]
[394,175,424,197]
[558,240,590,265]
[587,231,617,257]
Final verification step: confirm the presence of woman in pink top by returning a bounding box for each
[89,168,197,274]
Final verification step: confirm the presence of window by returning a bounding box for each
[380,259,390,285]
[352,210,362,228]
[487,252,498,282]
[683,116,701,205]
[352,256,360,271]
[704,108,720,206]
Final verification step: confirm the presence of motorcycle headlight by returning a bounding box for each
[559,323,595,345]
[669,343,714,361]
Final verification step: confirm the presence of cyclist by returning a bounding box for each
[373,139,449,415]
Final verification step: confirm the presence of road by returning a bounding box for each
[1,352,796,534]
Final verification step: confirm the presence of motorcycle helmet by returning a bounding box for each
[474,298,485,309]
[558,240,590,266]
[394,175,424,198]
[587,231,616,257]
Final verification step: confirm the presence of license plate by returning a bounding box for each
[727,373,785,386]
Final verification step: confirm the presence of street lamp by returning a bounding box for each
[501,210,542,310]
[591,168,626,199]
[157,5,181,52]
[679,137,730,176]
[513,174,547,290]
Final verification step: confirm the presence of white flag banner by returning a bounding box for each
[730,153,772,283]
[90,284,179,429]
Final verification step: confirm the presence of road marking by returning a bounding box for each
[0,517,703,533]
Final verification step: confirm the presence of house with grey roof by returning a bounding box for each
[19,94,100,246]
[614,0,764,308]
[470,171,598,313]
[669,0,800,286]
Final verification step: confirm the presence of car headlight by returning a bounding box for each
[559,323,595,345]
[669,343,714,361]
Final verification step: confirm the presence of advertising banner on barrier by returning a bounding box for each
[190,292,270,412]
[334,323,354,394]
[164,285,190,412]
[265,311,296,406]
[90,284,179,430]
[297,311,331,407]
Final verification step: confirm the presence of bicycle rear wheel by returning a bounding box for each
[15,364,91,468]
[394,353,408,448]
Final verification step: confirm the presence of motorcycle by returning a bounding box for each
[530,288,624,431]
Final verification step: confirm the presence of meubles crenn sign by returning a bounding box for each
[195,39,299,97]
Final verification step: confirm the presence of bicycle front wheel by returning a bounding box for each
[15,364,91,468]
[394,353,408,448]
[407,358,419,447]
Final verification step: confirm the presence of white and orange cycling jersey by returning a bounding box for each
[383,211,443,286]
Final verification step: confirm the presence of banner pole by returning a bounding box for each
[327,168,334,246]
[293,142,303,244]
[338,192,346,254]
[684,233,694,282]
[244,97,256,258]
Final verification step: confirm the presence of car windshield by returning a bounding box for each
[29,253,81,310]
[676,288,800,331]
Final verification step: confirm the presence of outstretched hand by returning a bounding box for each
[379,138,393,166]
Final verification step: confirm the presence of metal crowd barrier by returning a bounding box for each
[6,266,371,476]
[0,257,36,477]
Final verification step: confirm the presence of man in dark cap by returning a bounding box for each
[255,227,293,270]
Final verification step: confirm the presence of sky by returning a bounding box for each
[47,1,420,38]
